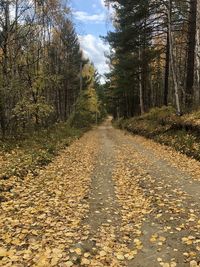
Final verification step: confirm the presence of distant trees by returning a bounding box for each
[105,0,200,118]
[70,63,105,128]
[0,0,101,138]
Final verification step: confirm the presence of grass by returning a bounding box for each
[115,106,200,161]
[0,123,84,179]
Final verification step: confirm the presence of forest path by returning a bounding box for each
[1,118,200,267]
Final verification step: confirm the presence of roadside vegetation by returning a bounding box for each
[0,0,107,184]
[0,123,82,180]
[116,106,200,161]
[0,88,106,200]
[0,79,106,182]
[104,1,200,163]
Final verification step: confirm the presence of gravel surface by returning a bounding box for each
[0,118,200,267]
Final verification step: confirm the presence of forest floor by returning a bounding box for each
[0,118,200,267]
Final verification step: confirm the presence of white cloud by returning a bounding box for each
[73,11,105,23]
[100,0,106,8]
[79,34,110,81]
[99,0,115,22]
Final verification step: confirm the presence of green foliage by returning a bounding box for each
[0,2,86,138]
[0,0,107,139]
[69,62,107,129]
[105,0,156,117]
[12,97,54,130]
[70,88,100,128]
[105,0,196,117]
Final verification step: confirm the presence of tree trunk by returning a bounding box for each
[64,80,69,120]
[1,1,10,137]
[164,29,170,106]
[138,38,145,115]
[0,101,6,138]
[196,0,200,102]
[167,0,181,115]
[185,0,197,107]
[139,73,145,114]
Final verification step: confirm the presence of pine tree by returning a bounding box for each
[106,0,155,116]
[105,0,199,117]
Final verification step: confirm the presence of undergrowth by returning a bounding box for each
[116,106,200,161]
[0,123,83,179]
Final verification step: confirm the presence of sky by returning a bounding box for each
[70,0,113,80]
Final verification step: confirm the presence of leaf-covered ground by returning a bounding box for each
[0,131,99,267]
[0,119,200,266]
[0,123,82,181]
[116,106,200,162]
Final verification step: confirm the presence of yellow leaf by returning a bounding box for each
[74,248,82,255]
[99,251,106,257]
[81,258,90,265]
[116,253,125,260]
[35,254,49,267]
[0,247,8,257]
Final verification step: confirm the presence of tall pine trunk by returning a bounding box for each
[167,0,181,115]
[138,37,145,114]
[185,0,197,108]
[164,30,170,106]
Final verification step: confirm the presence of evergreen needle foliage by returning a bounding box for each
[105,0,199,117]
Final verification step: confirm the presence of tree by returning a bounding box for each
[105,0,198,117]
[0,0,100,138]
[70,62,103,128]
[185,0,197,107]
[105,0,157,116]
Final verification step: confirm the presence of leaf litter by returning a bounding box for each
[0,130,99,267]
[0,120,200,267]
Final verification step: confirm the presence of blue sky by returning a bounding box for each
[69,0,113,79]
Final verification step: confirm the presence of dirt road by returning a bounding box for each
[0,119,200,267]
